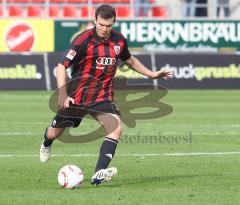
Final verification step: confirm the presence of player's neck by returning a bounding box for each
[102,36,110,41]
[98,34,110,41]
[95,30,111,41]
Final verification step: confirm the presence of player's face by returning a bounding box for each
[95,16,115,40]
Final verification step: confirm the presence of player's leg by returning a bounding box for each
[95,113,122,170]
[40,107,83,163]
[91,112,122,185]
[40,126,65,163]
[43,126,65,145]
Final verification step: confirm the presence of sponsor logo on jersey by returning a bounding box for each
[96,57,116,66]
[66,49,77,60]
[96,57,116,70]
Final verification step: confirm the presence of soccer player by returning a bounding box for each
[40,4,172,185]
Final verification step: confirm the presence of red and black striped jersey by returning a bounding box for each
[60,27,131,106]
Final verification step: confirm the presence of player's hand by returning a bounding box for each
[58,95,75,109]
[151,68,173,79]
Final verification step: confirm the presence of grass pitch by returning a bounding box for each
[0,90,240,205]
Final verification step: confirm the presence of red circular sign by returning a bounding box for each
[5,23,34,52]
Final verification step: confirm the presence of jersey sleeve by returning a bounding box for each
[119,38,131,61]
[59,34,87,69]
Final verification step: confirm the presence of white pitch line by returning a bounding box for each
[0,121,240,128]
[1,152,240,158]
[0,96,49,100]
[0,131,238,136]
[0,122,46,125]
[0,132,37,136]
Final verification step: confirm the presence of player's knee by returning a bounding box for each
[46,127,55,140]
[118,124,123,136]
[112,124,123,137]
[47,127,62,140]
[105,123,122,139]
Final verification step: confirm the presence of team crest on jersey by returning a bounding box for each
[114,46,120,55]
[66,49,77,60]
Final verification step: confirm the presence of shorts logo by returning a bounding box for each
[114,46,120,55]
[66,49,77,60]
[52,119,57,126]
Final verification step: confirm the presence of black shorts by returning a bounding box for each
[51,101,120,128]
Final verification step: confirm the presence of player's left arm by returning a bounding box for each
[125,55,172,79]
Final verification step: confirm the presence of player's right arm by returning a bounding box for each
[57,30,92,109]
[56,63,75,109]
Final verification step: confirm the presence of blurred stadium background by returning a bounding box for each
[1,1,240,205]
[1,0,240,89]
[1,0,240,19]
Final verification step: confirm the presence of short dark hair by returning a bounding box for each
[95,4,116,21]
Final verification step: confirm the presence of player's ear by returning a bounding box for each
[94,18,97,25]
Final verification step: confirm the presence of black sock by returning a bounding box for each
[95,137,118,172]
[43,127,53,147]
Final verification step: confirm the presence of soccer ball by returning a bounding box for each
[58,165,84,189]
